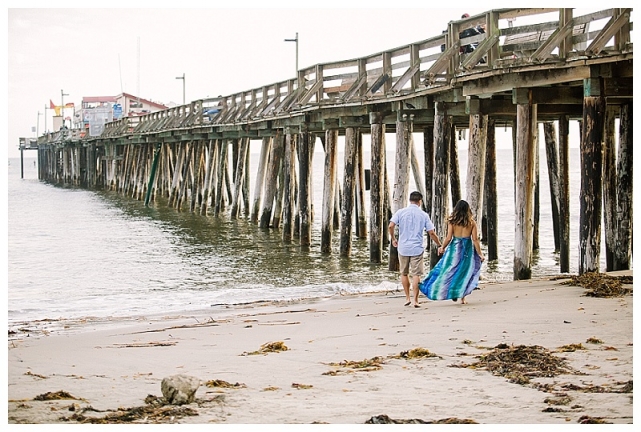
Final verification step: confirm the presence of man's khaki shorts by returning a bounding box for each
[398,254,424,277]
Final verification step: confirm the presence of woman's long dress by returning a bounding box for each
[419,236,482,300]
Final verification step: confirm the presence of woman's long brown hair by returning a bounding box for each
[448,199,472,227]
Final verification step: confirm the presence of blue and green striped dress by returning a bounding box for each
[419,236,482,300]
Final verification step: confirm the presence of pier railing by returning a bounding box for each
[36,7,632,146]
[97,7,631,137]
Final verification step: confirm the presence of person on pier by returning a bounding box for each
[388,191,443,308]
[419,199,485,304]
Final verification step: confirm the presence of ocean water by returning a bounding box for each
[7,137,607,327]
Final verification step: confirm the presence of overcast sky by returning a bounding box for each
[6,2,513,160]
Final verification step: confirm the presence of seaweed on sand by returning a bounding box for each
[243,341,289,356]
[365,414,477,424]
[451,344,579,385]
[560,272,633,297]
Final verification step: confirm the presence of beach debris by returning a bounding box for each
[557,343,586,352]
[560,272,633,297]
[291,383,313,389]
[204,379,246,389]
[112,341,177,348]
[578,415,612,424]
[451,344,579,385]
[544,395,572,405]
[559,380,632,394]
[328,356,385,371]
[261,386,280,391]
[365,414,477,424]
[34,391,78,401]
[65,403,198,424]
[392,347,440,359]
[243,341,289,356]
[161,374,201,405]
[586,337,603,344]
[25,370,48,379]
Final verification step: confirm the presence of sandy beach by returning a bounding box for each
[7,271,634,425]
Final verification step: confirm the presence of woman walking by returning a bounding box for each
[419,200,485,304]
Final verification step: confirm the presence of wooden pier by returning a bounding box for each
[33,8,633,279]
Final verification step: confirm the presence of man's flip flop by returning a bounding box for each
[404,301,411,307]
[414,304,420,308]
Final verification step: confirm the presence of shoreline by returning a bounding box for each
[8,272,634,425]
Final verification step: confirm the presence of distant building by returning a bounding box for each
[75,93,168,133]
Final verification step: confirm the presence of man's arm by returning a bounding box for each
[388,221,398,248]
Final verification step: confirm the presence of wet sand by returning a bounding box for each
[7,271,634,425]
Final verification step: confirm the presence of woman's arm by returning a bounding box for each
[437,223,453,256]
[471,221,485,261]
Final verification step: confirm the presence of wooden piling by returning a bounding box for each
[230,137,249,218]
[533,134,540,251]
[450,126,461,205]
[484,118,498,261]
[389,114,412,271]
[355,129,368,238]
[299,130,312,246]
[514,95,537,280]
[543,122,562,252]
[579,94,605,274]
[369,113,385,263]
[282,131,296,242]
[558,115,571,272]
[214,140,228,216]
[431,102,451,269]
[321,129,338,254]
[466,113,487,223]
[602,106,617,270]
[614,100,632,270]
[260,132,285,228]
[340,127,357,257]
[251,137,272,223]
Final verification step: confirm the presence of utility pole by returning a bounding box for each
[176,73,185,105]
[61,89,69,127]
[284,32,299,104]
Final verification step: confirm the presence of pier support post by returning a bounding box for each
[484,118,498,261]
[514,89,537,280]
[614,100,632,270]
[450,126,461,205]
[558,116,571,272]
[543,122,562,252]
[231,137,250,219]
[298,128,312,247]
[423,125,434,255]
[251,137,271,223]
[260,131,285,228]
[388,112,412,271]
[355,130,368,238]
[369,112,385,263]
[603,106,618,270]
[321,129,338,253]
[340,127,357,257]
[465,100,488,224]
[431,102,451,269]
[282,130,296,242]
[579,80,606,274]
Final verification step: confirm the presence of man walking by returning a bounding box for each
[388,191,442,307]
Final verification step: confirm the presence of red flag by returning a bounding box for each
[50,99,56,109]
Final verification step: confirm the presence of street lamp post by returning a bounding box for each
[176,73,185,105]
[61,89,69,128]
[36,111,42,137]
[284,32,299,105]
